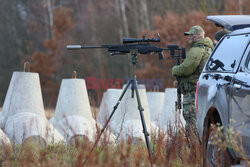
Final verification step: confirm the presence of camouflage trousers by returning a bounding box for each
[182,91,196,132]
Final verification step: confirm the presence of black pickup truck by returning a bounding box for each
[196,15,250,166]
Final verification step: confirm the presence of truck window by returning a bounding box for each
[247,53,250,70]
[244,44,250,72]
[248,59,250,70]
[206,35,249,72]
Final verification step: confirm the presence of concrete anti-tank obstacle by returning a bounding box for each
[51,78,95,143]
[146,91,165,126]
[97,88,123,135]
[0,111,5,129]
[118,84,154,141]
[0,128,11,145]
[4,112,64,145]
[51,75,115,144]
[1,69,65,145]
[159,88,186,131]
[97,91,108,126]
[98,85,154,141]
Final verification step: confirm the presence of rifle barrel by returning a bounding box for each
[66,45,105,50]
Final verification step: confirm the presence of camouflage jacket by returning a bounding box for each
[172,37,213,92]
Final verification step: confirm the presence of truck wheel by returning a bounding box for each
[204,128,231,167]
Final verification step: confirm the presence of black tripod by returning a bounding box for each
[84,50,153,166]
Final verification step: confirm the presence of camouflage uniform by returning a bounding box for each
[172,25,213,130]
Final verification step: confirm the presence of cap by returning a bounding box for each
[184,25,205,36]
[214,29,230,42]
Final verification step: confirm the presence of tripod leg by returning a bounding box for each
[131,84,134,98]
[83,80,132,166]
[133,80,154,165]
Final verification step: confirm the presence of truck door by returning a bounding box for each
[230,41,250,159]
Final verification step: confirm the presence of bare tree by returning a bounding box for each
[45,0,54,38]
[87,0,97,43]
[140,0,150,30]
[238,0,243,14]
[131,0,140,36]
[120,0,129,37]
[115,0,124,41]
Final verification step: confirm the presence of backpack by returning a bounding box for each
[198,45,212,74]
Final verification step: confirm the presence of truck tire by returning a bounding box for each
[204,128,232,167]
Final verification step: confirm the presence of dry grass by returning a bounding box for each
[0,127,204,167]
[1,107,249,166]
[0,120,250,166]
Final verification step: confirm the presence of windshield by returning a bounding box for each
[206,34,249,72]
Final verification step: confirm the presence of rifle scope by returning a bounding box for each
[123,36,160,44]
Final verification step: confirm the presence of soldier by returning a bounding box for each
[172,25,213,132]
[213,29,230,46]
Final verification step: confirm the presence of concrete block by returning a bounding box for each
[118,84,152,141]
[52,78,115,144]
[160,88,186,131]
[1,72,65,145]
[5,112,64,145]
[97,89,123,135]
[146,92,165,125]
